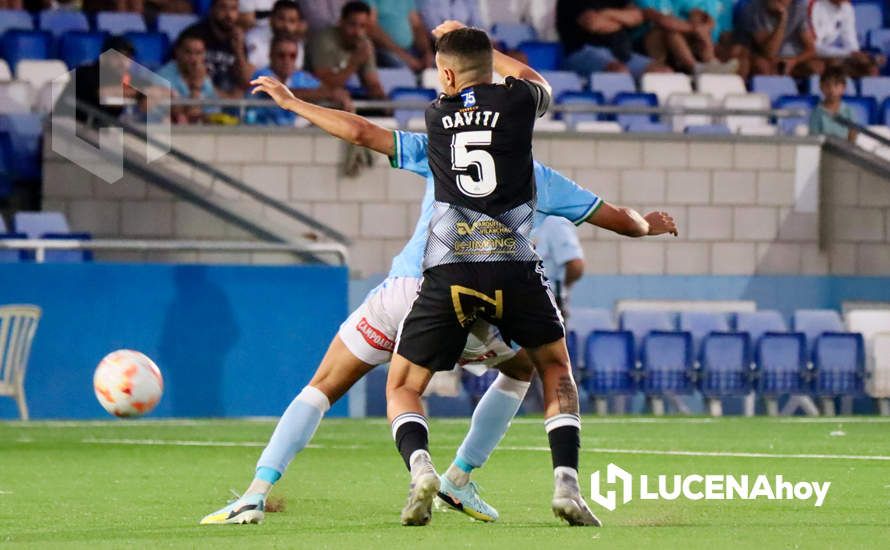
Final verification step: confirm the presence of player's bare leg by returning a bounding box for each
[526,339,601,527]
[386,355,439,526]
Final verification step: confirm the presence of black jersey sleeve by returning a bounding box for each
[505,76,551,118]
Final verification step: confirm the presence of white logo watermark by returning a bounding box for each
[590,463,830,511]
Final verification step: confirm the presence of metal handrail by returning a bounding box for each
[0,239,349,264]
[830,113,890,149]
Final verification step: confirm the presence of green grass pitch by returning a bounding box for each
[2,417,889,549]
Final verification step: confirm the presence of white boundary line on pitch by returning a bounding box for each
[76,437,890,461]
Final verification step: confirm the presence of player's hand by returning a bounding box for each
[644,211,678,236]
[250,76,297,107]
[432,20,465,40]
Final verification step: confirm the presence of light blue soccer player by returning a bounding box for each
[201,76,678,525]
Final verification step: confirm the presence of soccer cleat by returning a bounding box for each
[551,470,602,527]
[200,492,265,525]
[436,475,499,522]
[400,457,440,526]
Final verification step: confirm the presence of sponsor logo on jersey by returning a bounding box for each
[461,89,476,107]
[356,317,395,351]
[455,220,512,235]
[453,237,518,255]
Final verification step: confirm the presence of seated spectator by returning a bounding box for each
[365,0,433,71]
[182,0,255,97]
[557,0,667,79]
[811,0,882,78]
[415,0,485,37]
[808,66,856,142]
[685,0,752,78]
[302,0,349,31]
[637,0,737,74]
[307,1,385,99]
[247,0,308,70]
[741,0,824,77]
[249,36,353,125]
[238,0,274,30]
[158,31,219,124]
[1,0,23,9]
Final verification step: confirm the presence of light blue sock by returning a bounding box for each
[255,386,331,480]
[455,373,530,470]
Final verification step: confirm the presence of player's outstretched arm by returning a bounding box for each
[250,76,395,156]
[587,202,678,238]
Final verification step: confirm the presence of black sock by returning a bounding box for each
[547,425,580,471]
[392,413,429,470]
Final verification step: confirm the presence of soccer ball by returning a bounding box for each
[93,350,163,417]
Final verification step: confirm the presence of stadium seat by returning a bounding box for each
[641,73,692,106]
[14,211,70,239]
[124,32,169,70]
[620,309,675,353]
[679,311,730,357]
[490,22,536,49]
[695,74,746,103]
[0,59,11,81]
[59,31,105,69]
[808,74,857,97]
[590,72,636,103]
[774,95,818,135]
[15,59,68,93]
[792,309,845,352]
[860,77,890,106]
[723,93,771,133]
[640,331,694,395]
[685,124,732,135]
[0,114,42,180]
[541,70,584,98]
[41,232,93,262]
[573,120,621,133]
[37,10,89,38]
[584,330,637,396]
[756,332,808,395]
[95,11,146,35]
[0,10,34,36]
[1,30,52,70]
[0,133,13,199]
[156,13,199,43]
[420,67,442,93]
[192,0,213,16]
[556,91,603,126]
[0,81,33,114]
[389,87,436,128]
[377,67,416,95]
[738,124,778,136]
[568,307,614,369]
[842,95,877,125]
[461,369,499,401]
[853,2,884,45]
[751,75,798,104]
[883,98,890,125]
[869,28,890,56]
[845,310,890,344]
[812,332,864,396]
[613,91,659,127]
[0,232,28,262]
[736,310,787,343]
[667,92,714,132]
[517,41,561,71]
[624,120,671,133]
[698,332,753,398]
[870,334,890,399]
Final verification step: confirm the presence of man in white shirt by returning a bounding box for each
[246,0,308,70]
[811,0,881,77]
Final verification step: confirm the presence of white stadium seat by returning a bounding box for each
[35,80,65,114]
[534,118,568,132]
[871,334,890,399]
[738,124,778,136]
[695,74,746,103]
[573,120,623,133]
[723,93,770,133]
[0,59,11,81]
[15,59,69,92]
[0,80,34,113]
[846,310,890,402]
[420,68,442,93]
[666,93,713,132]
[641,73,692,105]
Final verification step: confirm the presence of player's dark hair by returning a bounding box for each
[341,0,371,19]
[820,66,847,86]
[272,0,302,17]
[435,27,492,78]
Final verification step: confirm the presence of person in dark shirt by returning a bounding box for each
[557,0,666,78]
[182,0,254,96]
[58,37,139,126]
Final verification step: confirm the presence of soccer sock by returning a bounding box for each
[252,385,331,492]
[448,373,530,487]
[391,412,429,471]
[544,414,581,472]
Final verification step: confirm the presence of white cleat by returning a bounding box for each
[551,469,602,527]
[400,453,440,526]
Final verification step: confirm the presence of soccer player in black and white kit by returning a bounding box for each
[387,21,599,527]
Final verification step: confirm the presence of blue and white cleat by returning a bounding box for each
[436,475,499,522]
[200,492,265,525]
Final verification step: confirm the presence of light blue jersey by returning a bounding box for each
[388,131,602,278]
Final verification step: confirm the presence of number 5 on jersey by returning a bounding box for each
[451,130,498,197]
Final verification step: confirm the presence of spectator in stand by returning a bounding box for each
[238,0,273,30]
[741,0,824,77]
[637,0,737,74]
[811,0,882,77]
[246,0,308,70]
[182,0,255,97]
[415,0,485,36]
[249,36,354,125]
[365,0,433,71]
[158,31,219,124]
[1,0,24,9]
[301,0,349,31]
[307,1,385,99]
[808,66,856,142]
[684,0,752,78]
[557,0,668,79]
[58,36,140,125]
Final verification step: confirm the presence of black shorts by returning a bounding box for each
[395,261,565,372]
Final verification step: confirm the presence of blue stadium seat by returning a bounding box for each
[0,114,42,181]
[1,30,52,69]
[792,309,845,352]
[14,211,70,239]
[624,120,671,133]
[640,331,694,395]
[853,2,884,45]
[684,124,732,135]
[124,31,169,70]
[869,28,890,56]
[698,332,753,398]
[0,232,29,262]
[95,12,146,35]
[192,0,213,16]
[461,368,499,401]
[517,41,561,71]
[0,131,12,198]
[377,67,416,95]
[568,307,613,369]
[38,10,89,38]
[490,22,536,50]
[812,332,864,396]
[613,91,659,127]
[584,330,637,396]
[756,332,808,395]
[774,94,818,134]
[426,393,474,416]
[566,329,578,366]
[590,72,635,103]
[736,310,787,343]
[883,98,890,124]
[541,70,584,98]
[156,13,199,43]
[0,10,34,36]
[842,95,877,125]
[621,310,675,352]
[556,91,603,126]
[42,232,93,262]
[389,87,436,128]
[679,311,730,357]
[59,31,105,69]
[751,75,798,104]
[860,76,890,106]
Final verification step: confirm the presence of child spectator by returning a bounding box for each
[811,0,882,77]
[808,66,856,142]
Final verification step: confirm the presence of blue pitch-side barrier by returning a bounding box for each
[0,263,348,419]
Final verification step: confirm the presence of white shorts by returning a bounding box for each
[338,276,516,374]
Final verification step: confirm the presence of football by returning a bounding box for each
[93,350,163,418]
